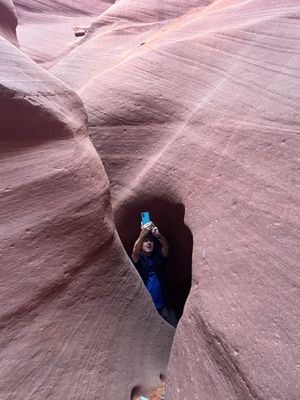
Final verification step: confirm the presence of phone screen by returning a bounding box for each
[141,211,150,225]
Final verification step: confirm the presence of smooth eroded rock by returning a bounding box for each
[0,0,18,45]
[0,29,173,400]
[52,0,300,399]
[13,0,115,66]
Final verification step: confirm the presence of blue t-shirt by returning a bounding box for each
[142,253,166,310]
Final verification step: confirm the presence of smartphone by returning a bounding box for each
[141,211,151,226]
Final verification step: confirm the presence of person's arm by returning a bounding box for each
[152,225,169,257]
[132,223,152,263]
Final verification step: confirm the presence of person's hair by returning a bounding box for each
[143,233,154,241]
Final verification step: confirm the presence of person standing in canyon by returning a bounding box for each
[132,221,177,327]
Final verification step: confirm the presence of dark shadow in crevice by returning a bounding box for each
[115,197,193,319]
[130,385,145,399]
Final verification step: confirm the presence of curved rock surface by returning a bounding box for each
[51,0,209,90]
[2,0,300,399]
[13,0,114,66]
[0,0,18,45]
[0,20,173,400]
[51,0,300,399]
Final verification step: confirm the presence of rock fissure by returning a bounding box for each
[1,0,299,399]
[115,197,193,319]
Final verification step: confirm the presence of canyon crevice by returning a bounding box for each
[1,1,299,399]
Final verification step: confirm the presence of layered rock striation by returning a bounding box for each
[2,0,300,399]
[0,7,173,399]
[0,0,18,45]
[13,0,115,66]
[52,0,300,399]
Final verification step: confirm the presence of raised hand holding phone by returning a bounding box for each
[151,225,161,238]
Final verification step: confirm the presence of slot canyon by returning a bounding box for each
[0,1,299,399]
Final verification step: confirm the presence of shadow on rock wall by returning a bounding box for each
[115,197,193,318]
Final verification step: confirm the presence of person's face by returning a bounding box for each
[142,236,154,254]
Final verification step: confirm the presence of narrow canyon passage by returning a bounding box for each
[1,0,299,399]
[115,197,193,320]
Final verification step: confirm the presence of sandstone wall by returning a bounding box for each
[3,0,300,399]
[13,0,115,66]
[0,0,18,45]
[0,10,173,399]
[52,0,300,399]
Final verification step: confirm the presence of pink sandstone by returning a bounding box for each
[0,0,18,45]
[0,5,173,399]
[2,0,300,399]
[13,0,115,66]
[51,0,300,399]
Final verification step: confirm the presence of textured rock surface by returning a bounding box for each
[13,0,114,66]
[2,0,300,399]
[0,18,173,400]
[51,0,208,89]
[51,0,300,399]
[0,0,18,45]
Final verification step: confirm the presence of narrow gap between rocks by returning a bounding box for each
[131,375,166,400]
[115,197,193,320]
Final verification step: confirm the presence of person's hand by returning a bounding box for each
[140,222,153,237]
[151,225,161,238]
